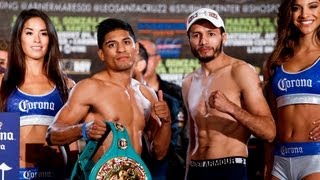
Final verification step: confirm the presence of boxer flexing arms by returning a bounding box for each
[46,18,172,162]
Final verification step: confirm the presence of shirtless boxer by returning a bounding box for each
[46,18,172,163]
[182,8,276,179]
[0,9,76,179]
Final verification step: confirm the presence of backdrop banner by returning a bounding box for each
[0,0,279,84]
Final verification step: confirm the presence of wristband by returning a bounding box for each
[82,123,88,141]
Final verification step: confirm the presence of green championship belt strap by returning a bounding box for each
[71,121,151,180]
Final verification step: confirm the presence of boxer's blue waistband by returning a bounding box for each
[274,142,320,157]
[19,168,57,179]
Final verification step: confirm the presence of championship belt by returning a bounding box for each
[71,121,151,180]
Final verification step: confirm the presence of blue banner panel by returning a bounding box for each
[0,112,20,180]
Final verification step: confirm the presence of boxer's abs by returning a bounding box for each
[191,128,249,160]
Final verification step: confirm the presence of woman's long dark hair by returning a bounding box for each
[0,9,69,110]
[264,0,320,83]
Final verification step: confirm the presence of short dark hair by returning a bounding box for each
[138,43,148,62]
[138,42,148,74]
[97,18,136,49]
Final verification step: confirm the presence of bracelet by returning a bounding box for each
[82,122,88,141]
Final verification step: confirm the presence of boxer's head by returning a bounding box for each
[186,8,225,34]
[97,18,136,49]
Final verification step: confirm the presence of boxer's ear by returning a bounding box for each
[222,32,227,44]
[136,60,146,72]
[97,49,105,62]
